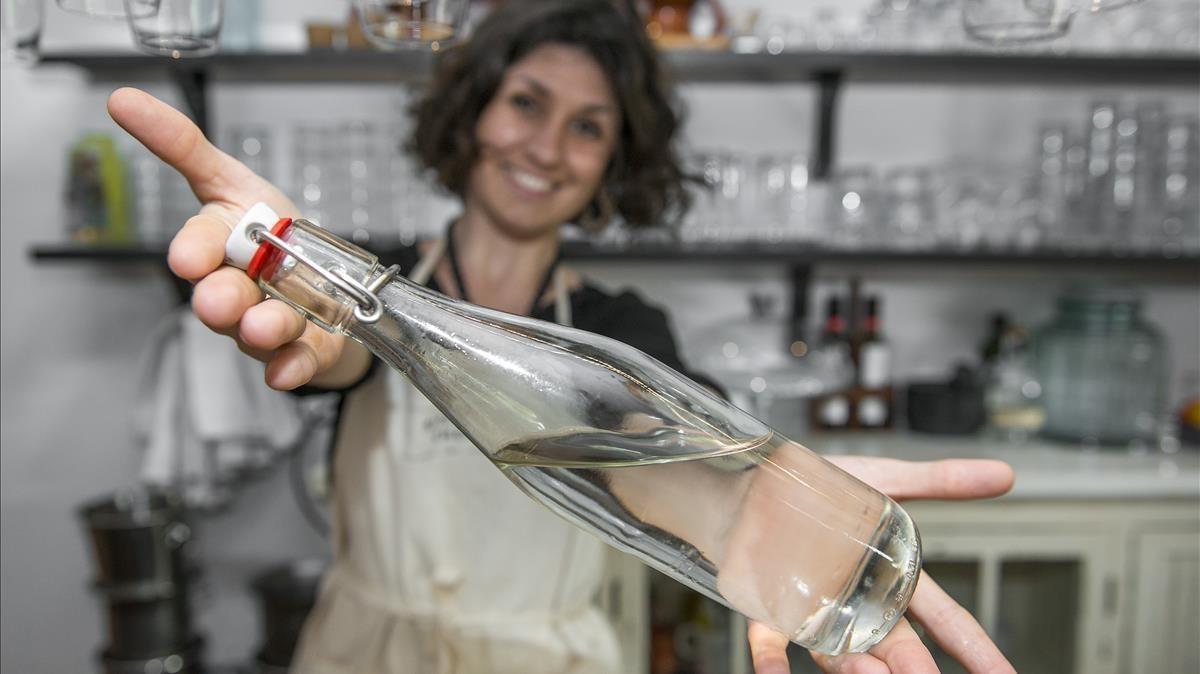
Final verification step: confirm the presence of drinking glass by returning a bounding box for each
[694,151,726,242]
[1102,105,1140,251]
[751,155,791,242]
[883,167,935,250]
[59,0,155,18]
[718,152,748,242]
[226,125,271,182]
[1129,101,1165,251]
[1,0,41,63]
[389,149,430,245]
[785,155,812,242]
[1161,114,1200,254]
[1079,100,1117,250]
[292,125,327,227]
[938,163,999,251]
[1081,0,1142,13]
[354,0,469,51]
[1034,124,1069,245]
[870,0,942,51]
[128,145,163,242]
[962,0,1075,44]
[125,0,221,57]
[830,166,878,249]
[345,120,382,245]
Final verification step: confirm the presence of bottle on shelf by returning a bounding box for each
[220,204,922,655]
[983,319,1044,442]
[809,296,853,430]
[852,295,894,430]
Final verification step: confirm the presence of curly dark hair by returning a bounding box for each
[409,0,691,228]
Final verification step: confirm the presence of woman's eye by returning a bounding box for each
[572,118,603,139]
[511,93,538,112]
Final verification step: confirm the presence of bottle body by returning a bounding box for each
[248,218,920,654]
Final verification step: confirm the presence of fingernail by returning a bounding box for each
[275,358,310,388]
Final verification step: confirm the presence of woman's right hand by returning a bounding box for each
[108,87,366,390]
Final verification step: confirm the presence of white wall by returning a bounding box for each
[2,2,1198,672]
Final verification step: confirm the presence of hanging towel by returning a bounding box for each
[135,308,306,509]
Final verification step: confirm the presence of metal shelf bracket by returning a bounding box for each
[168,66,210,136]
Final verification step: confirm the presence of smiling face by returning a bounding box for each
[465,43,620,240]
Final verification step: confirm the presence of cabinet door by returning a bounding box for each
[1126,527,1200,674]
[599,547,650,674]
[914,530,1123,674]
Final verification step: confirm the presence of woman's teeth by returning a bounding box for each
[511,168,552,193]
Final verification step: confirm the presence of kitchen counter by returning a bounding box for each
[810,431,1200,500]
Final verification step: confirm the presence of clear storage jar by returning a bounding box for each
[1032,285,1167,447]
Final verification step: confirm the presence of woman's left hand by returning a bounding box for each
[747,456,1018,674]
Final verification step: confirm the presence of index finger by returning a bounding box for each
[106,87,253,199]
[828,457,1016,502]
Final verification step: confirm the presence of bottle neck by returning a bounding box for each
[823,315,846,341]
[253,218,386,334]
[863,315,881,340]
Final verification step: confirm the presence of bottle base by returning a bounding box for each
[803,499,922,655]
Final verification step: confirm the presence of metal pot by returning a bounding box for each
[99,635,204,674]
[79,489,193,589]
[102,583,194,660]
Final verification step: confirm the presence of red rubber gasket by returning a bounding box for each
[246,217,293,281]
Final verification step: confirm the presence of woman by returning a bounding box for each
[108,1,1016,672]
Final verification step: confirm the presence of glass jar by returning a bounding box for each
[1032,285,1167,447]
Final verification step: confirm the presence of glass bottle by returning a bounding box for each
[982,320,1045,442]
[810,297,853,430]
[223,204,921,655]
[1032,284,1167,448]
[854,296,893,430]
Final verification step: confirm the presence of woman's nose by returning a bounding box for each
[525,119,566,168]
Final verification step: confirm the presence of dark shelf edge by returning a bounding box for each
[35,49,1200,85]
[29,242,1200,272]
[31,244,166,262]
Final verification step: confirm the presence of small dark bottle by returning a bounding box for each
[853,296,894,429]
[810,297,853,430]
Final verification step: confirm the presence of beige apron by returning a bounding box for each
[292,240,619,674]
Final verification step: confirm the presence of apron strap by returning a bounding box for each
[554,267,572,328]
[409,237,447,286]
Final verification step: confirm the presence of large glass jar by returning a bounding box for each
[1032,285,1167,447]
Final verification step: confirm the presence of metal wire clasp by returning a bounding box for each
[245,221,400,324]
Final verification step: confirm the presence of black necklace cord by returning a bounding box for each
[445,221,562,315]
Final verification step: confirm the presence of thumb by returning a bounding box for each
[106,87,257,203]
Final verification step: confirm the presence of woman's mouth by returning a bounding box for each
[506,166,555,196]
